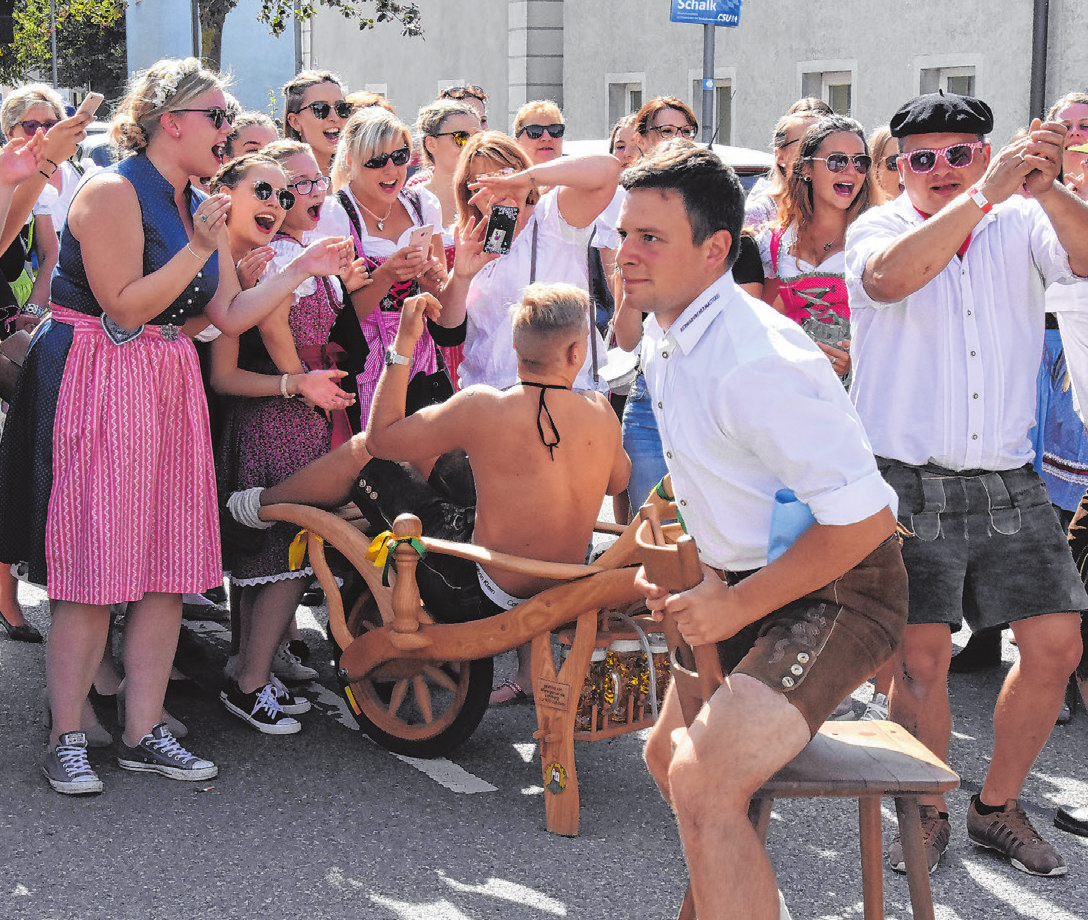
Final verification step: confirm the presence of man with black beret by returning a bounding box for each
[846,91,1088,877]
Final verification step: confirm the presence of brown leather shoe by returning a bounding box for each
[886,804,950,875]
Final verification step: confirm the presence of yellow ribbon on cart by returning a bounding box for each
[288,529,323,571]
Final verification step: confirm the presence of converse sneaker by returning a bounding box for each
[967,796,1067,876]
[271,640,317,682]
[860,692,890,722]
[42,732,103,795]
[887,804,951,875]
[269,674,311,715]
[117,723,218,780]
[221,681,301,734]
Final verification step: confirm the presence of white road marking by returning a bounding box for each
[392,753,498,793]
[961,859,1082,920]
[436,870,567,915]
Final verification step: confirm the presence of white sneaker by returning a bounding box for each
[860,692,889,721]
[269,674,312,715]
[271,641,317,683]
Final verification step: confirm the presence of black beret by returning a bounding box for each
[889,90,994,138]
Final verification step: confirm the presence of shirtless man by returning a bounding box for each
[228,281,629,621]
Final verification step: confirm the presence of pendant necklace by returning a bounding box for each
[357,196,395,232]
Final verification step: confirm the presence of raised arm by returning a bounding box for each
[863,137,1035,303]
[1023,119,1088,277]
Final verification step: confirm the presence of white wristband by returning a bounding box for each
[226,487,274,530]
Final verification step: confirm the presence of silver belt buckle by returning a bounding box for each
[160,324,179,341]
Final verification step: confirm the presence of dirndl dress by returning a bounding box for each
[217,235,339,584]
[0,154,222,605]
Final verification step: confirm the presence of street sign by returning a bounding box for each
[670,0,742,27]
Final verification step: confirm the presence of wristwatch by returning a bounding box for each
[384,346,410,367]
[20,303,44,317]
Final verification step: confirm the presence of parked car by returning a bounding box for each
[562,138,771,195]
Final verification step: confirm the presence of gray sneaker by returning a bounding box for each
[887,804,951,875]
[967,796,1067,877]
[117,723,218,781]
[43,732,103,795]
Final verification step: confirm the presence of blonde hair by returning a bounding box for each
[261,138,312,169]
[331,107,412,190]
[1,84,65,137]
[453,131,535,232]
[514,100,563,135]
[416,100,477,164]
[110,57,226,155]
[511,283,589,370]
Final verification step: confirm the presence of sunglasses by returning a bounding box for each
[901,141,985,174]
[434,130,474,147]
[883,154,898,171]
[287,175,332,195]
[172,107,235,130]
[810,153,872,174]
[301,100,354,121]
[440,85,486,102]
[517,123,565,140]
[362,146,411,169]
[253,179,295,210]
[650,124,697,140]
[15,119,58,135]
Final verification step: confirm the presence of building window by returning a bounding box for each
[691,79,732,145]
[608,82,643,127]
[920,66,976,97]
[801,69,853,116]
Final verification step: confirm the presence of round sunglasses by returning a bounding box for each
[362,146,411,169]
[517,123,565,140]
[287,175,332,195]
[901,141,985,174]
[253,179,295,210]
[301,100,354,121]
[171,107,235,130]
[810,153,872,174]
[433,130,474,148]
[15,119,58,135]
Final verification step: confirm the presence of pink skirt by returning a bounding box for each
[45,307,222,604]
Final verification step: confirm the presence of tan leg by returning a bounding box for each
[981,611,1081,805]
[888,623,952,810]
[260,433,371,509]
[47,600,111,747]
[643,681,686,806]
[236,579,307,694]
[668,674,809,920]
[120,592,182,745]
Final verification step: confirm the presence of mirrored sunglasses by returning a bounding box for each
[884,154,899,171]
[172,107,235,130]
[303,100,354,121]
[434,130,473,148]
[903,142,984,174]
[16,119,58,135]
[517,123,565,140]
[363,146,411,169]
[253,179,295,210]
[287,175,332,195]
[811,153,872,174]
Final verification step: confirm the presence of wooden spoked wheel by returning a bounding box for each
[339,583,493,758]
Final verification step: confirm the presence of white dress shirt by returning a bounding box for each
[846,193,1085,471]
[642,273,895,571]
[458,188,607,391]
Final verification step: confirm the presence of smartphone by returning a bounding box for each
[483,205,519,255]
[407,224,433,252]
[75,92,104,120]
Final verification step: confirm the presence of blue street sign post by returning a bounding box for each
[670,0,743,144]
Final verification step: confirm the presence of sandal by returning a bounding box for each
[489,677,532,707]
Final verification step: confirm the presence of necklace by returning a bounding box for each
[355,194,395,232]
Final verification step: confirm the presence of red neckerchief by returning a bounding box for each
[914,205,972,257]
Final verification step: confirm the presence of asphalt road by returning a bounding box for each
[2,580,1088,920]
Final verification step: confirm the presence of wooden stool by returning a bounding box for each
[634,504,959,920]
[750,719,959,920]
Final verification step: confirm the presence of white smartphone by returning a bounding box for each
[75,92,104,120]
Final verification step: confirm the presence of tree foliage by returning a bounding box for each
[258,1,422,38]
[0,0,127,96]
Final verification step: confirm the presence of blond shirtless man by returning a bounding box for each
[228,281,630,622]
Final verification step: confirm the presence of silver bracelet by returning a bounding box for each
[185,242,208,262]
